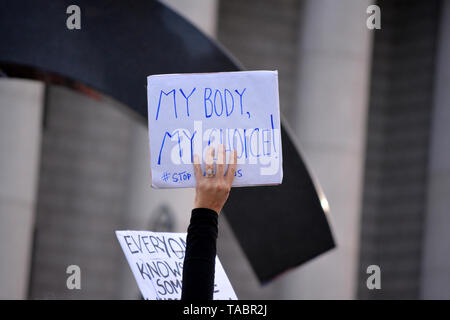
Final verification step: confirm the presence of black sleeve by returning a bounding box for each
[181,208,218,300]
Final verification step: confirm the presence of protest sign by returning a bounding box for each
[147,70,283,188]
[116,230,237,300]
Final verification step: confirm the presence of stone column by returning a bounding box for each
[282,0,373,299]
[421,0,450,299]
[0,79,44,299]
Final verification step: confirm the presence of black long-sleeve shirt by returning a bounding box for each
[181,208,218,300]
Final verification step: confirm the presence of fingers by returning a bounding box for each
[193,146,237,184]
[225,149,237,186]
[193,154,202,181]
[216,144,226,178]
[204,146,215,177]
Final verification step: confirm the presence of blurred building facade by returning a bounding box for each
[0,0,449,299]
[357,0,441,299]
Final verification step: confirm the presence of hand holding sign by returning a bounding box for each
[147,70,283,188]
[193,145,237,214]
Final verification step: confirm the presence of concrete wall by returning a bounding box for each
[421,0,450,299]
[282,0,373,299]
[28,85,135,299]
[0,79,44,299]
[357,0,440,299]
[217,0,301,118]
[161,0,219,37]
[27,85,197,299]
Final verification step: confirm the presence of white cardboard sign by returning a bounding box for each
[116,230,237,300]
[147,70,283,188]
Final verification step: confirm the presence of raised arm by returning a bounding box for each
[181,145,237,300]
